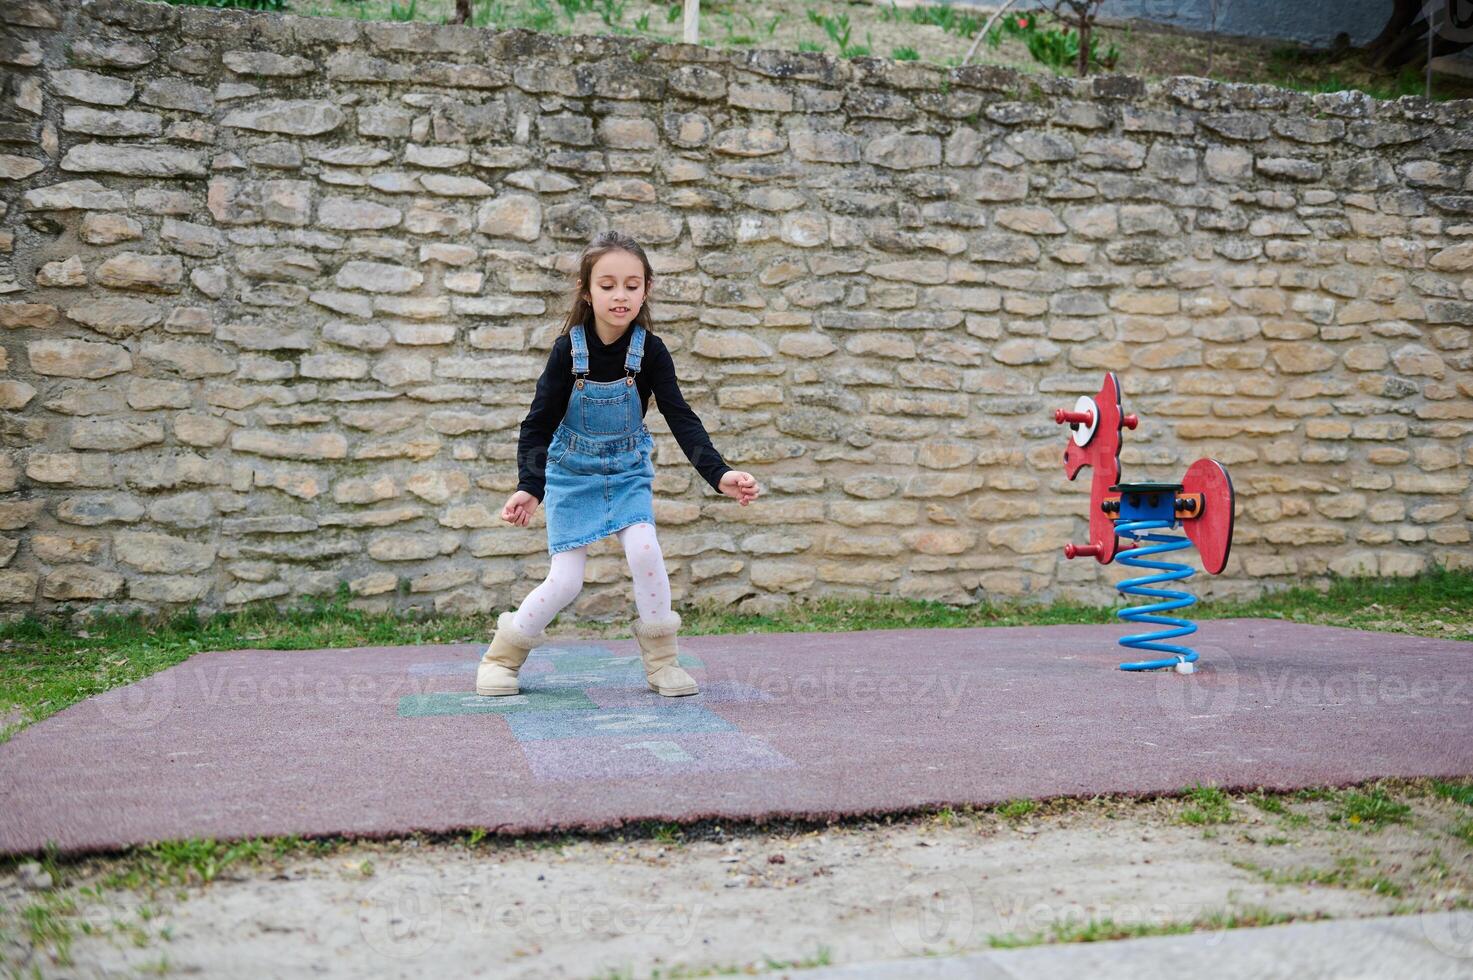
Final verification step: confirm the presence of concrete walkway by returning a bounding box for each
[792,911,1473,979]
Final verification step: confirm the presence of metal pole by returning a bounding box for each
[684,0,699,44]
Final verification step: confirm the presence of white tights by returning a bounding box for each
[511,521,672,634]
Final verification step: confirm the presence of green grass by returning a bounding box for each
[1234,856,1405,898]
[1248,791,1288,815]
[3,779,1460,970]
[1329,785,1411,831]
[650,822,684,844]
[3,567,1470,746]
[127,839,274,887]
[1262,41,1472,101]
[1181,784,1235,826]
[21,891,79,968]
[930,805,965,827]
[988,905,1306,948]
[1205,565,1473,640]
[1271,68,1426,100]
[1433,780,1473,807]
[1293,787,1340,803]
[92,835,344,892]
[878,0,983,39]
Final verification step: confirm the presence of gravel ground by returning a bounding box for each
[4,785,1470,978]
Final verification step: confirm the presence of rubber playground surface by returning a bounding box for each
[2,619,1469,858]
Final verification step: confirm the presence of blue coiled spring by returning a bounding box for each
[1113,518,1198,671]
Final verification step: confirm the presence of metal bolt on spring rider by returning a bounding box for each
[1052,372,1236,674]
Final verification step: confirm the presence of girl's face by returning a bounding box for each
[584,250,648,335]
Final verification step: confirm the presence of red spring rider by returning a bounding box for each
[1052,372,1236,674]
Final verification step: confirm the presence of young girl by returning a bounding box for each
[477,231,761,699]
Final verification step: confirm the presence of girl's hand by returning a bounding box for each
[502,490,539,527]
[719,471,760,506]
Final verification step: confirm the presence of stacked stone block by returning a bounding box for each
[0,0,1469,621]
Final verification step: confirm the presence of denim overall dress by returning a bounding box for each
[541,321,656,556]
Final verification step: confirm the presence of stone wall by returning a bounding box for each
[0,0,1470,623]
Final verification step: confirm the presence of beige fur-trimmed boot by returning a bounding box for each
[631,610,699,697]
[475,611,545,696]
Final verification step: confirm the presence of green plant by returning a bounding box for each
[1248,791,1287,814]
[807,9,836,38]
[523,0,559,32]
[1026,24,1118,74]
[1330,785,1411,830]
[1293,786,1339,802]
[1433,780,1473,807]
[473,0,506,28]
[1235,856,1405,897]
[595,0,625,28]
[892,46,920,61]
[23,891,79,967]
[989,905,1303,949]
[717,7,762,45]
[1181,784,1234,825]
[986,11,1038,49]
[806,10,870,58]
[1026,26,1073,71]
[137,837,263,886]
[388,0,418,22]
[883,0,983,38]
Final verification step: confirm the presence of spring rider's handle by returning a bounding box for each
[1052,372,1134,564]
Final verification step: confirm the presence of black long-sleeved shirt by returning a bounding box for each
[516,323,732,502]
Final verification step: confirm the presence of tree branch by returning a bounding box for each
[963,0,1022,67]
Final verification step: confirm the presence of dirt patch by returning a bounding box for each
[293,0,1473,99]
[5,784,1469,977]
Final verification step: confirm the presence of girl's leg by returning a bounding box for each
[617,521,672,622]
[511,546,588,634]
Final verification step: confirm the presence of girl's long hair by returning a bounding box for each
[557,231,656,339]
